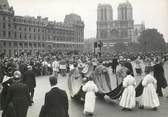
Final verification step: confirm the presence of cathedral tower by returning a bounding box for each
[118,1,132,20]
[97,4,113,22]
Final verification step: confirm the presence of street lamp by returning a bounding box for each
[98,40,103,57]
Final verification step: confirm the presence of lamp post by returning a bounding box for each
[98,40,103,57]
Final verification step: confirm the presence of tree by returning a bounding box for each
[138,29,166,52]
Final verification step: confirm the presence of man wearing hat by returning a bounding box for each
[22,65,36,105]
[3,71,30,117]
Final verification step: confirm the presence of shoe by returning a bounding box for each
[128,108,132,111]
[158,93,163,97]
[152,107,157,111]
[88,113,93,116]
[122,108,127,111]
[139,106,144,109]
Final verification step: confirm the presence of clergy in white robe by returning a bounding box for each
[119,70,136,111]
[82,79,98,115]
[140,71,160,110]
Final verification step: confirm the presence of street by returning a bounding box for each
[1,71,168,117]
[26,73,168,117]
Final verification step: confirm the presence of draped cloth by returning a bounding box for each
[68,68,82,98]
[68,65,144,100]
[92,65,112,93]
[135,80,144,97]
[105,83,124,99]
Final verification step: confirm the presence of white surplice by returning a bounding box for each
[119,75,136,109]
[82,81,98,114]
[141,74,160,108]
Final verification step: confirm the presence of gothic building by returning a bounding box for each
[0,0,84,57]
[97,2,145,52]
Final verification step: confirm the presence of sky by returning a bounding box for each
[8,0,168,42]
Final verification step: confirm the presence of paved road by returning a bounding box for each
[1,67,168,117]
[26,73,168,117]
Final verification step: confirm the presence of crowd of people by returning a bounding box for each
[0,51,168,117]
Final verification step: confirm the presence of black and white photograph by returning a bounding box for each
[0,0,168,117]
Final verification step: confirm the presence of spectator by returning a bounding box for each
[4,71,30,117]
[22,65,36,105]
[39,76,69,117]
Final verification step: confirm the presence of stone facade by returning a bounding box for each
[97,2,145,52]
[0,0,84,57]
[84,38,96,53]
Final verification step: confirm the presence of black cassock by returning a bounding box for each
[153,63,167,96]
[4,82,30,117]
[39,87,69,117]
[153,63,167,88]
[1,78,13,111]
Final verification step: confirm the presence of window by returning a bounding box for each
[3,16,5,21]
[14,32,17,38]
[3,42,6,47]
[19,43,22,47]
[8,32,11,38]
[29,43,32,47]
[3,23,6,29]
[9,42,11,47]
[8,24,11,28]
[20,34,22,39]
[3,31,6,37]
[34,35,36,40]
[38,35,41,40]
[24,34,27,39]
[14,42,17,47]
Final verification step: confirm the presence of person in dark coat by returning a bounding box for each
[19,62,27,75]
[22,65,36,104]
[3,71,31,117]
[153,61,167,97]
[39,76,69,117]
[112,56,118,73]
[1,67,14,112]
[123,59,134,76]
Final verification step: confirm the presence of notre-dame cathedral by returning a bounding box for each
[96,1,145,52]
